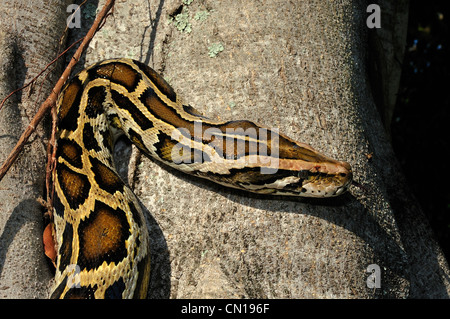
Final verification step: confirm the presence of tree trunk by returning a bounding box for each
[0,0,72,298]
[0,0,448,298]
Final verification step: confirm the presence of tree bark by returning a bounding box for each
[0,0,448,298]
[0,0,72,298]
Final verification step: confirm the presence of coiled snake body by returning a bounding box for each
[47,58,352,298]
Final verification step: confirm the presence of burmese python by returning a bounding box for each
[46,58,352,298]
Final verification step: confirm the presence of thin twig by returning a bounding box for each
[0,0,115,182]
[44,105,58,216]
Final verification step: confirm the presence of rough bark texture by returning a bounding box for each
[367,0,409,137]
[0,0,449,298]
[0,0,72,298]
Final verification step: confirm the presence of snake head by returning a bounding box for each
[297,161,353,197]
[213,159,353,198]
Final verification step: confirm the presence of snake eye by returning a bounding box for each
[298,170,309,179]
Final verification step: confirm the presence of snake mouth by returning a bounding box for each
[299,185,345,198]
[333,184,349,197]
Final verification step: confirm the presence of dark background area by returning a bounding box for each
[392,1,450,261]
